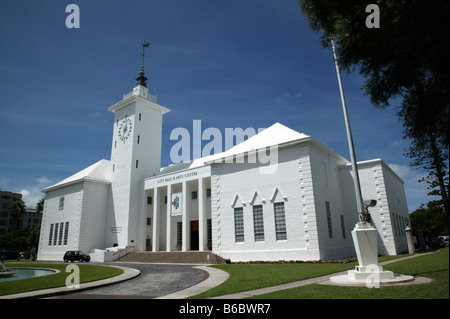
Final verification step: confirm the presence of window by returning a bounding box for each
[136,160,139,168]
[253,205,265,241]
[207,188,211,197]
[192,191,198,200]
[146,217,151,226]
[207,219,212,250]
[177,222,183,247]
[59,196,65,211]
[137,135,140,144]
[340,215,346,239]
[48,224,54,246]
[234,207,244,243]
[53,223,59,245]
[63,222,69,245]
[139,113,142,121]
[147,196,152,204]
[325,201,333,238]
[58,222,64,245]
[274,202,287,240]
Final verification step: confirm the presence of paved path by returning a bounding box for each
[48,263,227,299]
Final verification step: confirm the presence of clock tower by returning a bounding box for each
[106,43,170,250]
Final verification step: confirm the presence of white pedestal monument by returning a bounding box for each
[330,222,414,286]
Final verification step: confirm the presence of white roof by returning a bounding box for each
[46,123,313,190]
[44,159,111,192]
[161,122,310,173]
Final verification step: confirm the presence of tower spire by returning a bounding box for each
[135,41,150,88]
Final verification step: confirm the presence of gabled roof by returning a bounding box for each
[158,122,309,174]
[225,122,309,154]
[192,122,309,168]
[43,159,111,192]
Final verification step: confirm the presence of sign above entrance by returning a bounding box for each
[171,192,182,216]
[157,171,198,184]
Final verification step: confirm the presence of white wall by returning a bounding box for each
[78,181,109,253]
[37,180,110,261]
[308,146,357,260]
[380,163,410,253]
[38,183,84,261]
[339,159,410,255]
[211,144,323,262]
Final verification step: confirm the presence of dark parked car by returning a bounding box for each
[430,237,446,248]
[63,250,91,262]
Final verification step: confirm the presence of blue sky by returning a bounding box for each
[0,0,433,211]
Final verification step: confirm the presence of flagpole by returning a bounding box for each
[331,39,366,222]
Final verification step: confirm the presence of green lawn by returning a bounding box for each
[251,248,449,299]
[0,263,124,296]
[191,249,448,299]
[190,258,370,299]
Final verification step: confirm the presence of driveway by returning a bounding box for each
[50,263,208,299]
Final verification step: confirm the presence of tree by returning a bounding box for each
[399,90,449,220]
[299,0,449,217]
[7,200,26,249]
[8,201,26,229]
[410,206,448,239]
[36,198,44,214]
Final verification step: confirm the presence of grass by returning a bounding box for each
[0,263,124,296]
[190,255,404,299]
[191,249,448,299]
[250,248,449,299]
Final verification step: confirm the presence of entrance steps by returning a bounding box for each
[117,251,226,264]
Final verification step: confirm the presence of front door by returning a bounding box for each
[190,220,199,250]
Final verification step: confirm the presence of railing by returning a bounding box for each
[112,245,135,262]
[123,91,157,103]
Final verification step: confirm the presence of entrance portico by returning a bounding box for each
[144,165,211,252]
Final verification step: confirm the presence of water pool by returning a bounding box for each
[0,268,58,282]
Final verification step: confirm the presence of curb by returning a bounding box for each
[0,265,141,299]
[156,265,230,299]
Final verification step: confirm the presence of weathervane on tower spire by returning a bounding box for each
[135,41,150,88]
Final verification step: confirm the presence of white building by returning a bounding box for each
[37,67,411,262]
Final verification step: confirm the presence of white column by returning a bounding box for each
[152,187,159,252]
[166,184,172,251]
[198,178,207,251]
[182,180,189,251]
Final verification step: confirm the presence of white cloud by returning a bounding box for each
[388,162,436,212]
[17,177,54,209]
[36,177,51,184]
[387,163,411,179]
[19,188,43,209]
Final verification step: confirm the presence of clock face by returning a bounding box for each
[118,118,132,142]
